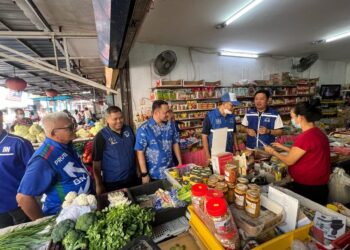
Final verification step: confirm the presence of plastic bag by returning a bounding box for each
[328,168,350,204]
[56,205,92,223]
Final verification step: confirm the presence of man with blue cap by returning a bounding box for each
[202,92,240,166]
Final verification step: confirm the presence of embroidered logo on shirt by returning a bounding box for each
[264,118,270,123]
[109,137,118,145]
[2,146,10,153]
[123,131,130,138]
[216,119,222,125]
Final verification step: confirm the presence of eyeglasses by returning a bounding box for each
[52,123,76,134]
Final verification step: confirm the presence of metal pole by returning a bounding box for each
[51,36,59,71]
[0,31,96,39]
[63,38,71,72]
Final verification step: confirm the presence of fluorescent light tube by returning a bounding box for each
[224,0,263,26]
[325,31,350,43]
[219,51,259,58]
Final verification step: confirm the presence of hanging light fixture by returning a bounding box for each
[46,88,59,97]
[5,77,27,92]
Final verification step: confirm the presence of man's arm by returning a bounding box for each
[172,143,182,165]
[202,134,210,161]
[93,161,104,195]
[92,133,105,195]
[201,115,211,165]
[136,151,150,183]
[16,194,43,221]
[270,128,283,136]
[233,133,239,151]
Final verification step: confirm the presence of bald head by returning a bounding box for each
[42,112,76,144]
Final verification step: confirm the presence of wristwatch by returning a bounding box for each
[141,172,149,177]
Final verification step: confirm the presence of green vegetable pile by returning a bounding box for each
[87,204,155,250]
[0,216,55,250]
[177,184,192,203]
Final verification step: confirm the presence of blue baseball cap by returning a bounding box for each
[221,92,240,106]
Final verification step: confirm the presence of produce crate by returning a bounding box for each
[127,180,187,226]
[252,223,312,250]
[164,163,197,187]
[188,205,224,250]
[120,236,160,250]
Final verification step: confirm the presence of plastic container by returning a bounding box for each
[164,164,197,188]
[205,198,240,249]
[188,205,224,250]
[252,223,312,250]
[191,184,208,213]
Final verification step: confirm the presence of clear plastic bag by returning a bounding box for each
[328,167,350,204]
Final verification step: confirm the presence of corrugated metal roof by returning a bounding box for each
[0,0,106,99]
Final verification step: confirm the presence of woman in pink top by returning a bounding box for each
[264,100,330,205]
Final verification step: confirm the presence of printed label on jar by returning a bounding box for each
[235,194,245,207]
[213,216,233,234]
[245,199,257,215]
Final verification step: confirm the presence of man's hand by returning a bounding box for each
[247,128,257,137]
[95,184,105,195]
[264,145,276,155]
[271,142,284,149]
[142,175,150,184]
[258,126,270,135]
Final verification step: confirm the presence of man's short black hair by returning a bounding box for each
[152,100,168,112]
[0,110,3,116]
[254,89,270,99]
[106,106,122,115]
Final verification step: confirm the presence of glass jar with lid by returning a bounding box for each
[234,184,248,209]
[245,189,261,218]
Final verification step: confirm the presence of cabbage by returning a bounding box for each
[24,133,37,143]
[76,128,90,138]
[29,124,43,135]
[36,132,46,143]
[13,125,29,138]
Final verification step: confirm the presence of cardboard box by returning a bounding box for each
[211,152,234,175]
[158,232,201,250]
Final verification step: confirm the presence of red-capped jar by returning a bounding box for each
[192,183,208,212]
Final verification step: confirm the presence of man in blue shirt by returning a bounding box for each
[242,89,284,149]
[0,110,34,228]
[202,93,240,166]
[17,112,92,220]
[92,106,137,195]
[135,100,182,183]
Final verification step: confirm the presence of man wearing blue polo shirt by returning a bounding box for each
[0,110,34,228]
[135,100,182,183]
[92,106,137,194]
[202,93,240,166]
[242,89,283,149]
[17,112,91,220]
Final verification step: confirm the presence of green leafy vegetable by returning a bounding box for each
[51,219,75,243]
[75,212,97,232]
[0,216,55,250]
[63,229,88,250]
[87,204,154,250]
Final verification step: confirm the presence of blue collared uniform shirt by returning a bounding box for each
[202,108,237,153]
[94,125,136,183]
[18,137,91,215]
[135,118,179,180]
[0,130,34,213]
[242,107,284,149]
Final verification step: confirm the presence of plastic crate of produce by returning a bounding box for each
[127,180,187,226]
[188,205,224,250]
[164,164,198,187]
[252,223,312,250]
[120,236,160,250]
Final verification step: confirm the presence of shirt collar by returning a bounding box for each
[149,117,168,127]
[44,137,73,151]
[0,130,8,142]
[107,125,125,136]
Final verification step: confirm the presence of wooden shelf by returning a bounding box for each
[180,125,203,131]
[173,108,214,113]
[321,100,345,104]
[176,117,205,121]
[232,84,297,88]
[155,97,220,102]
[152,85,224,90]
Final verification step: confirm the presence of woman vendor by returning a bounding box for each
[264,100,331,205]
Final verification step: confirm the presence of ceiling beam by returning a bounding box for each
[0,51,118,94]
[0,31,97,39]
